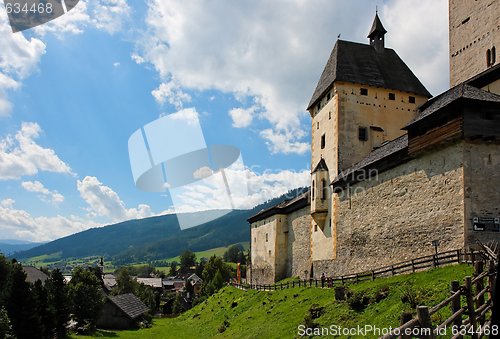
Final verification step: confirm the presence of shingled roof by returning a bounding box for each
[333,134,409,187]
[108,293,149,320]
[248,190,310,223]
[406,83,500,127]
[307,40,431,110]
[23,266,49,284]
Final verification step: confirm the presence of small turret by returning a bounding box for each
[311,158,329,228]
[368,13,387,52]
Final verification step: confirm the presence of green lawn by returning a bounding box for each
[73,264,474,338]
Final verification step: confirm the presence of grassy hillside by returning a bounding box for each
[15,188,307,264]
[74,264,473,339]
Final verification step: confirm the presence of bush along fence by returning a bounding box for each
[381,260,498,339]
[232,249,484,291]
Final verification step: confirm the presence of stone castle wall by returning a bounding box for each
[313,142,466,278]
[449,0,500,86]
[286,207,311,280]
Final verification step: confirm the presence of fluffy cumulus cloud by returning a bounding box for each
[77,176,153,221]
[33,0,131,36]
[229,105,258,128]
[136,0,448,154]
[152,79,192,109]
[0,198,92,242]
[21,180,65,205]
[0,10,46,116]
[0,122,73,180]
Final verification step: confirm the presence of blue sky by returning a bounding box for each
[0,0,449,241]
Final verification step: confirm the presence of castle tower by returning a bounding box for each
[449,0,500,86]
[307,13,431,264]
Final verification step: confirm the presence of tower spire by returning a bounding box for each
[367,12,387,52]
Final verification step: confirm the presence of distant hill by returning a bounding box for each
[14,187,308,264]
[0,240,45,256]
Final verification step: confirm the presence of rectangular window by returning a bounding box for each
[358,127,368,141]
[317,102,321,112]
[314,224,318,232]
[321,134,326,149]
[326,92,331,101]
[409,96,415,104]
[360,88,368,96]
[388,93,395,100]
[328,111,331,120]
[317,122,319,129]
[265,233,268,242]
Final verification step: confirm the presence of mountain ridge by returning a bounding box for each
[13,187,308,264]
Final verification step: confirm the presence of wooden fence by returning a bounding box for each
[381,260,497,339]
[233,249,484,291]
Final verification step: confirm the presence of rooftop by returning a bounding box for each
[22,266,49,284]
[307,40,431,110]
[108,293,149,320]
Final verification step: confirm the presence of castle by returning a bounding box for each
[248,1,500,285]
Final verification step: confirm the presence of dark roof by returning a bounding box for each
[307,40,431,110]
[333,134,409,186]
[465,63,500,88]
[22,266,49,284]
[312,158,328,173]
[367,13,387,38]
[248,190,310,223]
[108,293,149,320]
[406,84,500,127]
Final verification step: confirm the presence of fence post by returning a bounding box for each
[464,276,478,339]
[412,259,415,273]
[450,280,462,329]
[416,306,435,339]
[371,270,375,281]
[400,312,413,339]
[457,249,461,263]
[474,261,485,325]
[488,260,496,301]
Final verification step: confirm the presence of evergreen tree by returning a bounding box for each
[32,279,55,338]
[114,268,135,294]
[68,267,104,332]
[6,263,42,338]
[179,250,196,273]
[168,262,178,277]
[0,306,14,339]
[47,269,70,338]
[202,256,232,296]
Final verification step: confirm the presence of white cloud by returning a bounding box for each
[0,199,92,242]
[152,79,192,109]
[33,0,131,36]
[77,176,153,221]
[229,106,257,128]
[136,0,448,154]
[193,166,213,180]
[167,107,200,125]
[260,129,309,155]
[0,122,73,180]
[113,62,121,67]
[0,10,46,116]
[21,180,65,205]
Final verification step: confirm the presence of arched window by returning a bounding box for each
[487,49,492,67]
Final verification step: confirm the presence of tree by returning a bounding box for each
[33,279,56,338]
[172,294,185,315]
[168,262,178,277]
[114,268,135,294]
[202,256,232,296]
[0,307,14,339]
[47,269,70,338]
[68,267,104,332]
[223,244,244,263]
[6,263,42,338]
[179,250,196,273]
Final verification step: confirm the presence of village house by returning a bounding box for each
[249,2,500,284]
[97,293,149,330]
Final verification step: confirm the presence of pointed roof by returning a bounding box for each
[307,40,431,110]
[368,13,387,38]
[312,158,328,173]
[108,293,149,319]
